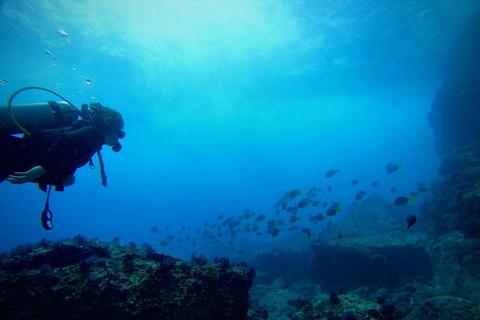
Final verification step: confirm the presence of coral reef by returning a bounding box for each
[0,237,254,320]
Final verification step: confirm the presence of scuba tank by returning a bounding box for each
[0,101,79,135]
[1,86,124,152]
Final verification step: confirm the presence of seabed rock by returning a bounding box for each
[289,279,322,300]
[248,279,314,320]
[291,292,383,320]
[428,231,480,304]
[0,236,255,320]
[257,288,306,320]
[311,194,433,292]
[404,295,480,320]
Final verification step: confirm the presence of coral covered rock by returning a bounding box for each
[291,283,480,320]
[292,292,382,320]
[288,280,321,300]
[0,237,255,320]
[256,288,306,320]
[421,142,480,238]
[404,295,480,320]
[427,231,480,304]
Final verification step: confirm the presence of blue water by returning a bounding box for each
[0,0,478,260]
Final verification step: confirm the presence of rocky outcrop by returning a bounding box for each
[289,279,480,320]
[421,142,480,238]
[0,236,255,320]
[420,143,480,304]
[404,295,480,320]
[427,231,480,304]
[421,10,480,308]
[255,288,305,320]
[291,292,383,320]
[247,279,317,320]
[428,11,480,156]
[310,194,433,293]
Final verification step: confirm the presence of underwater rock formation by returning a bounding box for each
[256,288,305,320]
[247,248,313,286]
[0,236,255,320]
[428,11,480,156]
[406,295,480,320]
[422,113,480,306]
[311,194,433,292]
[422,10,480,308]
[291,292,384,320]
[427,231,480,304]
[288,279,480,320]
[421,142,480,238]
[248,279,317,320]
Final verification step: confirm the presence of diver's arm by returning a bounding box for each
[6,167,75,186]
[6,166,47,184]
[7,126,102,186]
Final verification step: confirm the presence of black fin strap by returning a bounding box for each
[97,150,107,187]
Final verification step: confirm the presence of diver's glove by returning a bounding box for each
[6,166,47,184]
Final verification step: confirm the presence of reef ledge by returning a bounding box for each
[0,236,255,320]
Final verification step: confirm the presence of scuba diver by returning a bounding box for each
[0,87,125,230]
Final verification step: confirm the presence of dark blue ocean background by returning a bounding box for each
[0,0,478,260]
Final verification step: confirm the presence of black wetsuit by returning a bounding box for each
[0,121,104,191]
